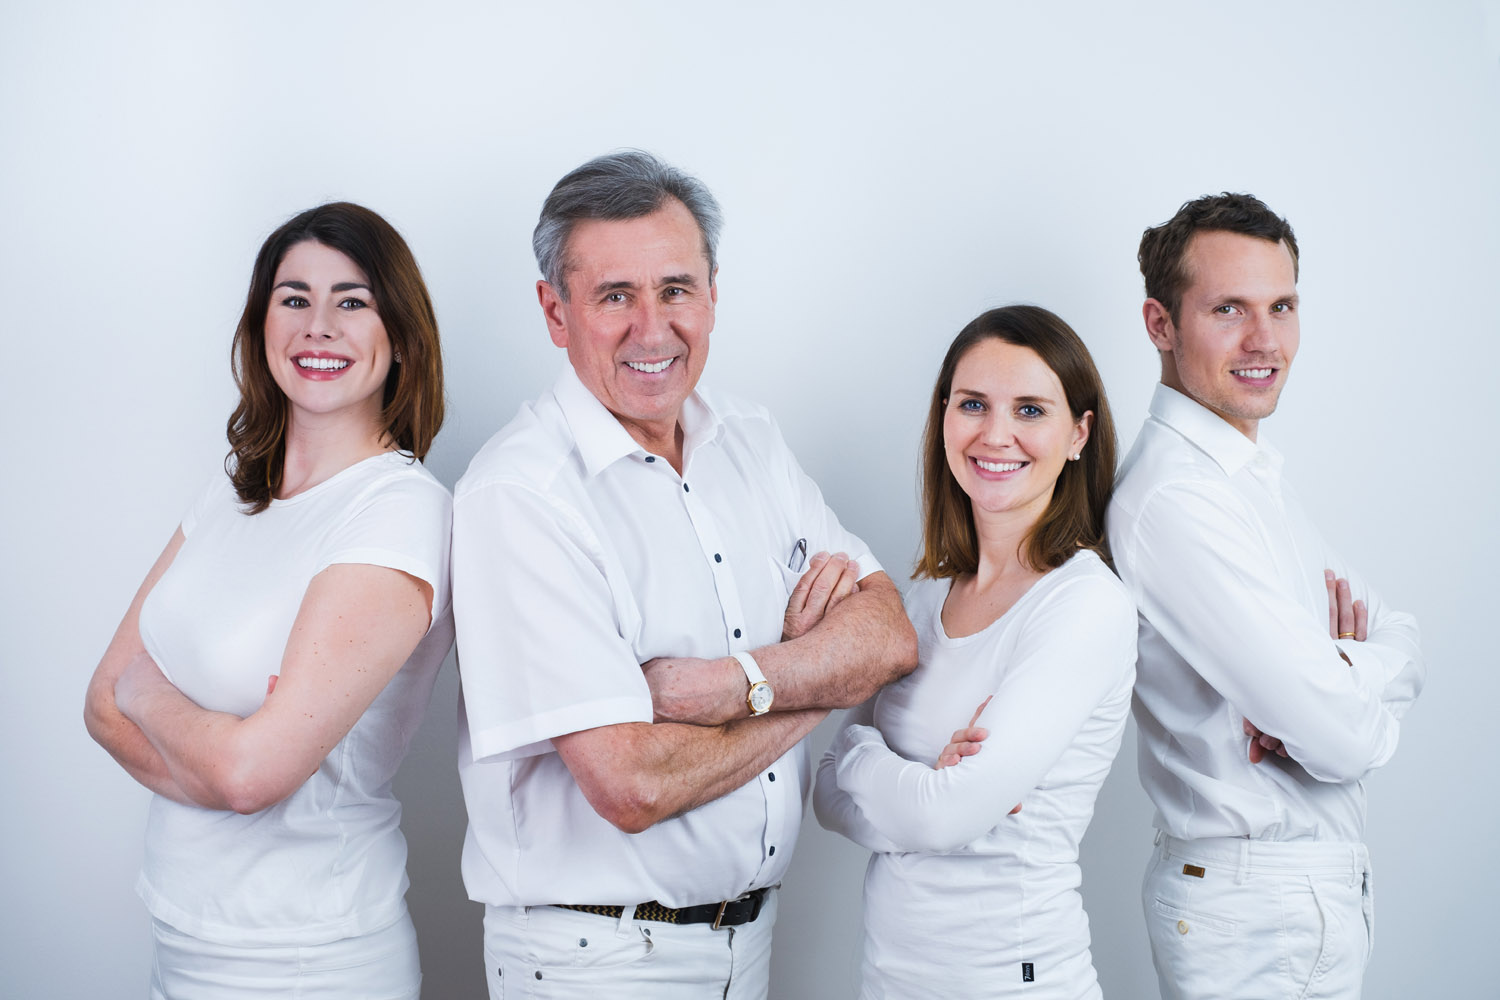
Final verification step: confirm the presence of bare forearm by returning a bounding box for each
[118,681,252,812]
[85,683,196,805]
[559,708,827,833]
[757,578,917,711]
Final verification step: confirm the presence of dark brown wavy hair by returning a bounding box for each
[915,305,1117,579]
[226,202,444,512]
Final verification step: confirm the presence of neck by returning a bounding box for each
[969,499,1048,589]
[279,407,391,499]
[620,414,686,475]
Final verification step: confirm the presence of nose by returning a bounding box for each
[1242,310,1276,354]
[631,296,671,346]
[980,412,1015,447]
[306,302,338,341]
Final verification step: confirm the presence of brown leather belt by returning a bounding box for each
[555,888,768,929]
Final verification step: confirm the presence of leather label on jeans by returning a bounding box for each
[1183,864,1206,878]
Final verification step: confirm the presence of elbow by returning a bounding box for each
[581,776,670,835]
[212,745,305,815]
[858,619,918,701]
[1295,731,1394,785]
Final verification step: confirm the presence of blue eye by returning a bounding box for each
[957,399,984,412]
[1018,404,1043,418]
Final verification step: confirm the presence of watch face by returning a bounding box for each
[748,681,774,715]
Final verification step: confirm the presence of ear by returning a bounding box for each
[709,267,719,307]
[537,280,569,348]
[1071,410,1093,459]
[1142,299,1175,353]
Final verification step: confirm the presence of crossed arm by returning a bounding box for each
[557,553,917,833]
[1126,482,1421,782]
[84,529,433,813]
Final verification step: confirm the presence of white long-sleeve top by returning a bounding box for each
[814,550,1136,998]
[1107,384,1424,843]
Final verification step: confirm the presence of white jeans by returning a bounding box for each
[482,891,777,999]
[148,910,421,1000]
[1143,834,1373,1000]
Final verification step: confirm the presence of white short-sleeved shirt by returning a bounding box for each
[1107,385,1424,842]
[814,551,1136,998]
[453,367,881,908]
[136,452,454,945]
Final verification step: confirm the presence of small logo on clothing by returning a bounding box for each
[1183,863,1206,878]
[1021,963,1034,982]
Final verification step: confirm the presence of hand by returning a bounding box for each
[1324,570,1368,643]
[642,655,743,726]
[1243,715,1289,764]
[935,696,990,770]
[783,552,860,641]
[114,649,169,718]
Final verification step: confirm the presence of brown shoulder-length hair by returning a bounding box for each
[226,202,445,513]
[915,305,1117,579]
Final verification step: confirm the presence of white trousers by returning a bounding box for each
[148,910,421,1000]
[482,890,777,999]
[1143,834,1373,1000]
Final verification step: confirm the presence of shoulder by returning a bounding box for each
[1113,418,1227,514]
[455,393,579,504]
[180,470,240,536]
[699,386,785,449]
[1037,552,1135,626]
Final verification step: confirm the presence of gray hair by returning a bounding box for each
[532,150,723,300]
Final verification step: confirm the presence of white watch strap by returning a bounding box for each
[730,650,766,686]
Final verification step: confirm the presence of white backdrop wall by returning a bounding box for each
[3,2,1496,997]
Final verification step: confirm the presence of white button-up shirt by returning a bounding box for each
[1107,385,1424,843]
[453,368,881,908]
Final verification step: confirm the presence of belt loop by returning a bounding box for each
[615,904,637,938]
[1236,839,1249,885]
[1153,829,1164,859]
[1350,848,1359,888]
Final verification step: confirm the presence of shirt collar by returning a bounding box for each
[550,366,724,478]
[1149,383,1280,478]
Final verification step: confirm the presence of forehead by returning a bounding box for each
[274,240,367,281]
[1180,231,1296,301]
[562,200,710,280]
[952,338,1065,399]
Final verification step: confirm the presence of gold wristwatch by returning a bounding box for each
[731,650,774,716]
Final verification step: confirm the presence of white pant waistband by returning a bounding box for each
[1157,833,1369,880]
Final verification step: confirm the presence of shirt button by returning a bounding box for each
[768,845,776,856]
[714,553,722,563]
[1177,920,1189,935]
[683,483,690,492]
[579,938,588,947]
[768,772,776,782]
[733,628,742,638]
[644,455,655,463]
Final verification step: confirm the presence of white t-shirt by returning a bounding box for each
[815,551,1136,999]
[454,368,881,909]
[1107,385,1423,842]
[135,451,454,945]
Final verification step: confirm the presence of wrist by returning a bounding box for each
[729,650,774,717]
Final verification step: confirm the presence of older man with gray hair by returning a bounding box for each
[452,150,917,998]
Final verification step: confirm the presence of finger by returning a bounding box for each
[1336,577,1356,640]
[1243,717,1258,738]
[937,753,959,769]
[1276,746,1289,758]
[1009,803,1022,815]
[1354,599,1368,642]
[785,552,829,615]
[802,552,851,615]
[266,674,278,695]
[824,560,861,612]
[1325,569,1338,639]
[948,726,988,745]
[968,695,994,730]
[1247,736,1265,764]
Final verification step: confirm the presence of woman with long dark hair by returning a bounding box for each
[85,203,451,998]
[815,305,1135,998]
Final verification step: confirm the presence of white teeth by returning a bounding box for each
[1233,368,1273,379]
[626,359,674,374]
[976,459,1025,473]
[297,357,350,371]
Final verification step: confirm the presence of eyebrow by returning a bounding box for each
[271,279,372,293]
